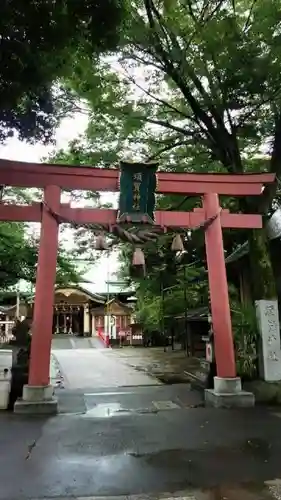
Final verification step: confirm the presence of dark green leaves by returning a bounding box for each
[0,0,128,142]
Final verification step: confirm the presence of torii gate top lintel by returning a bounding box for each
[0,158,275,195]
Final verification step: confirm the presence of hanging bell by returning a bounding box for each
[132,247,145,266]
[94,233,107,250]
[130,247,146,278]
[171,234,184,252]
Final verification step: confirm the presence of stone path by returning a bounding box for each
[52,336,105,350]
[25,486,281,499]
[101,347,200,384]
[52,348,161,391]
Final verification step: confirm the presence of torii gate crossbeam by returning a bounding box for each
[0,159,274,412]
[0,158,273,194]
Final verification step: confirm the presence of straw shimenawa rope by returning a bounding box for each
[43,202,221,246]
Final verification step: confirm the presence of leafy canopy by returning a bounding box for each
[0,0,128,143]
[59,1,281,192]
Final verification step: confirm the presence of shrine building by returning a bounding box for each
[50,285,134,338]
[0,283,137,343]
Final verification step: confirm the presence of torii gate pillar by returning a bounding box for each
[14,185,60,415]
[204,193,254,407]
[204,193,236,378]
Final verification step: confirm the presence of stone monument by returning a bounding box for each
[255,299,281,382]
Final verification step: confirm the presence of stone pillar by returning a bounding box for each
[256,299,281,381]
[14,185,60,415]
[203,193,254,407]
[83,304,90,336]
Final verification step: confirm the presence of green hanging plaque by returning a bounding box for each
[117,161,158,224]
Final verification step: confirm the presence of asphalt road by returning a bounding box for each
[1,341,281,499]
[2,396,281,499]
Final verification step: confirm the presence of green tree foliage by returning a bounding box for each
[52,0,281,301]
[135,272,209,334]
[118,236,208,332]
[0,187,81,289]
[0,221,81,289]
[61,1,281,181]
[0,0,128,142]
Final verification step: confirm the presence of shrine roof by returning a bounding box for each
[225,241,249,264]
[20,282,135,304]
[225,234,281,266]
[0,304,17,313]
[78,280,135,296]
[90,299,134,313]
[104,298,134,309]
[54,285,105,303]
[169,306,209,322]
[177,241,249,275]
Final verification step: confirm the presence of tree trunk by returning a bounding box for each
[248,228,277,301]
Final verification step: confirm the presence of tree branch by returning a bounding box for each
[123,110,194,136]
[258,113,281,213]
[143,0,223,145]
[147,138,190,160]
[186,0,197,23]
[148,8,243,172]
[243,0,258,32]
[119,60,193,122]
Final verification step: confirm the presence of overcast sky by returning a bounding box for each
[0,113,120,291]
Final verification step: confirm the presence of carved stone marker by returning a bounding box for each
[255,299,281,381]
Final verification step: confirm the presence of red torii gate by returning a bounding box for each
[0,159,274,411]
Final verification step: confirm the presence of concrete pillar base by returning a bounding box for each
[14,384,58,415]
[204,376,255,408]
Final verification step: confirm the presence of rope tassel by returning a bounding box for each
[171,234,184,252]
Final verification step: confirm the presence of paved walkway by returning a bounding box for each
[52,348,161,390]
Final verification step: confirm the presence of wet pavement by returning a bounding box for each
[2,399,281,499]
[3,342,281,499]
[57,382,203,414]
